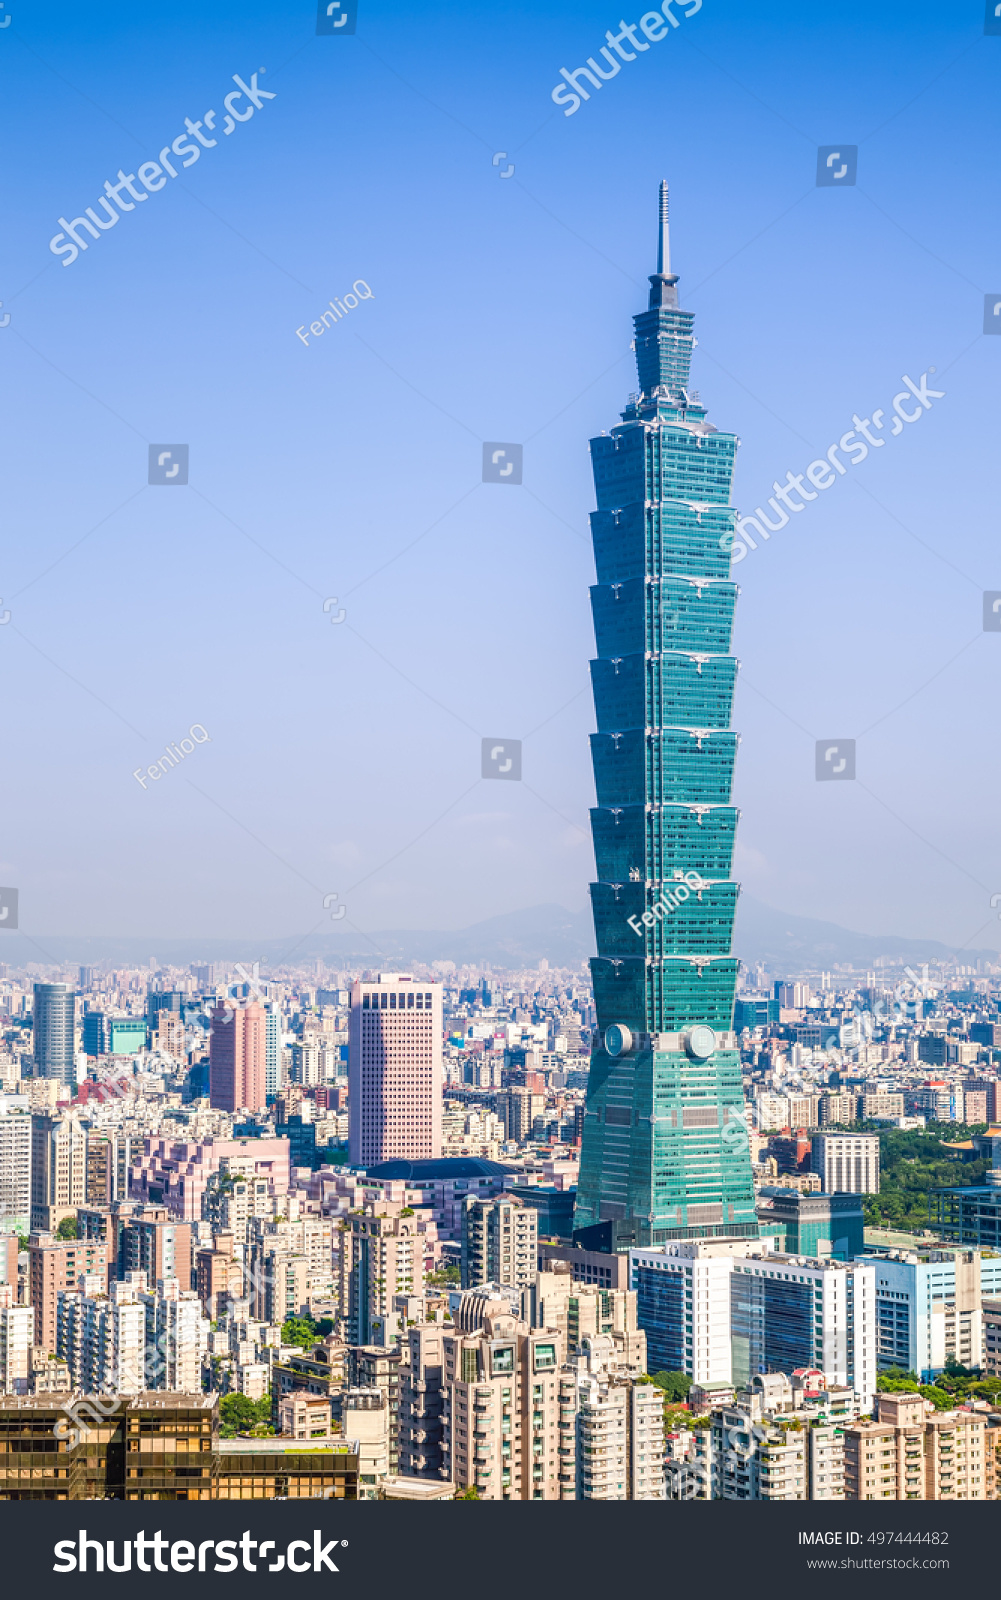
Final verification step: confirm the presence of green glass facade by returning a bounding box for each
[574,184,758,1251]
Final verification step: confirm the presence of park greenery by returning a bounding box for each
[816,1124,991,1233]
[876,1360,1001,1411]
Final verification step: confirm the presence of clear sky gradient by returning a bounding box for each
[2,0,1000,954]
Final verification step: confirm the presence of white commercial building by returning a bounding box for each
[811,1133,880,1195]
[0,1105,31,1226]
[0,1289,34,1394]
[730,1252,876,1411]
[630,1239,768,1386]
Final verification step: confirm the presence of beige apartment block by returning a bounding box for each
[845,1393,990,1501]
[338,1203,439,1345]
[461,1194,537,1290]
[279,1392,334,1441]
[523,1262,647,1373]
[441,1309,564,1500]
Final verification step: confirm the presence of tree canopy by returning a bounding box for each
[219,1391,273,1438]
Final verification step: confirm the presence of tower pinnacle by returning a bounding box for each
[657,178,670,276]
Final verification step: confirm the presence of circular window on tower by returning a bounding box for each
[686,1025,717,1061]
[604,1024,633,1057]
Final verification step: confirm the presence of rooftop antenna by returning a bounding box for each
[657,179,671,276]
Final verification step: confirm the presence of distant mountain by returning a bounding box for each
[7,897,995,973]
[732,897,997,973]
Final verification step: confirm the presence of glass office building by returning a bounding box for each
[32,982,77,1086]
[574,184,757,1251]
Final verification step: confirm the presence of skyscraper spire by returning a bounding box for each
[657,178,670,276]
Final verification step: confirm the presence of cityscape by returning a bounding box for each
[5,173,1001,1510]
[4,1,1001,1568]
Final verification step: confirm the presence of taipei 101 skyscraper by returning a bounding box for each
[573,182,758,1253]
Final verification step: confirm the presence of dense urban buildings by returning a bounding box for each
[0,942,1000,1502]
[574,183,757,1251]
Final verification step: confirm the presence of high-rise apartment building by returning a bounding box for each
[209,1000,266,1112]
[32,982,76,1086]
[844,1391,990,1501]
[398,1322,447,1480]
[265,1003,281,1096]
[28,1233,111,1354]
[0,1290,33,1395]
[141,1276,208,1391]
[441,1304,564,1500]
[574,184,756,1252]
[57,1276,147,1395]
[559,1366,665,1500]
[496,1087,544,1143]
[811,1133,880,1195]
[338,1204,439,1345]
[461,1194,538,1290]
[0,1105,31,1226]
[155,1011,187,1062]
[524,1262,647,1373]
[348,974,442,1164]
[119,1206,192,1291]
[30,1110,88,1233]
[83,1130,134,1206]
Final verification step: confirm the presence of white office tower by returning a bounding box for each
[811,1133,880,1195]
[630,1239,761,1386]
[730,1253,876,1411]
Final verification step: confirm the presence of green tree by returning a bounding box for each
[281,1314,318,1350]
[456,1486,480,1500]
[650,1371,693,1403]
[427,1266,461,1288]
[55,1216,79,1240]
[219,1391,273,1438]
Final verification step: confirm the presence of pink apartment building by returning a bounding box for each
[209,999,266,1112]
[129,1136,290,1221]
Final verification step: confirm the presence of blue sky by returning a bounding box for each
[2,0,1001,954]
